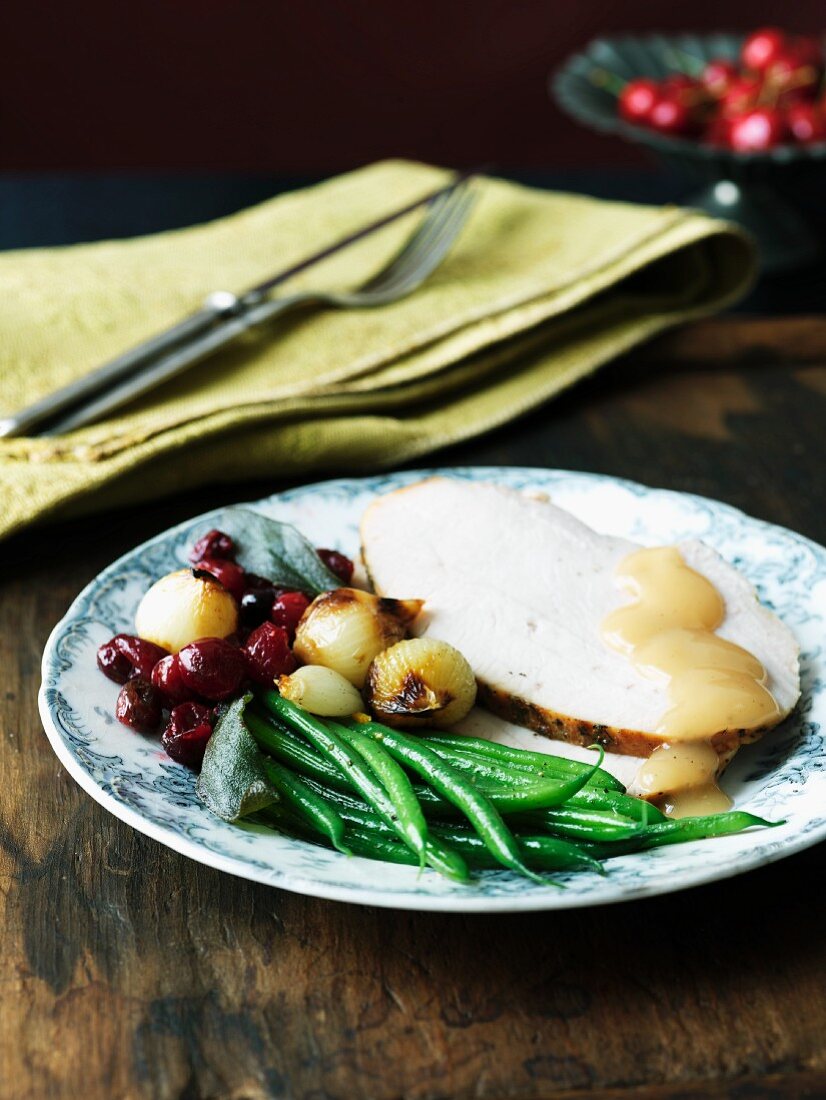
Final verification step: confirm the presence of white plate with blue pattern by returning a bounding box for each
[39,468,826,912]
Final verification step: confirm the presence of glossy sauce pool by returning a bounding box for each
[601,546,780,816]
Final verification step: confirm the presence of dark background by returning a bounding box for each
[4,1,825,174]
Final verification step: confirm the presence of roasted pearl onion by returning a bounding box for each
[293,587,422,688]
[365,637,477,728]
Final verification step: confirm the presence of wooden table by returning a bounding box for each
[1,315,825,1099]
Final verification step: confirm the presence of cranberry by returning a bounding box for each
[317,548,355,584]
[240,586,278,627]
[618,78,659,125]
[244,573,275,590]
[648,95,694,137]
[97,634,168,683]
[742,27,787,73]
[243,622,296,685]
[270,590,311,640]
[151,654,194,705]
[786,101,826,143]
[97,639,132,683]
[193,558,246,600]
[177,638,246,700]
[729,107,786,152]
[162,702,214,768]
[188,528,236,563]
[115,678,163,732]
[702,58,738,96]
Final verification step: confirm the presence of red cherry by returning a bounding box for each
[317,548,355,584]
[162,702,214,768]
[243,622,296,686]
[618,78,659,125]
[721,76,762,119]
[705,114,734,147]
[767,50,821,99]
[742,27,787,73]
[151,654,194,705]
[177,638,246,700]
[786,101,826,143]
[648,95,694,136]
[702,59,739,96]
[193,558,246,600]
[270,591,311,641]
[662,74,697,95]
[189,529,235,563]
[788,35,824,73]
[729,107,786,152]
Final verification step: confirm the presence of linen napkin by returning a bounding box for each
[0,160,755,541]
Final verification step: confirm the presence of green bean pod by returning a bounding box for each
[246,710,351,791]
[261,758,351,854]
[580,811,780,858]
[515,807,643,842]
[319,798,597,876]
[332,722,430,867]
[423,742,607,803]
[342,718,547,884]
[249,707,651,825]
[420,742,664,823]
[421,732,625,792]
[259,691,469,882]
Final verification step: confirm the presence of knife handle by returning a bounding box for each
[0,292,239,439]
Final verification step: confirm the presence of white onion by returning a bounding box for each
[135,569,238,652]
[278,665,364,717]
[293,587,422,688]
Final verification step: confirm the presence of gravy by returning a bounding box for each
[601,546,779,816]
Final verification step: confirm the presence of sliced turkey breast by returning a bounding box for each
[360,477,800,759]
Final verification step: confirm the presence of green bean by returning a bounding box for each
[419,741,663,822]
[342,718,547,884]
[332,722,430,867]
[259,691,469,882]
[421,732,625,792]
[257,804,418,871]
[261,758,351,854]
[431,825,603,875]
[514,807,643,842]
[249,708,652,823]
[422,742,607,802]
[580,811,780,858]
[344,827,424,868]
[246,710,351,791]
[566,786,667,823]
[314,797,598,875]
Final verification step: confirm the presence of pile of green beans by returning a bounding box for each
[248,690,777,885]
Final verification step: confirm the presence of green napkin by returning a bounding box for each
[0,160,755,541]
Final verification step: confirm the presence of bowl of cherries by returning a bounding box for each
[553,27,826,271]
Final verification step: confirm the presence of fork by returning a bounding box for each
[35,182,477,437]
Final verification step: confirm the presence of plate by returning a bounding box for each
[39,468,826,912]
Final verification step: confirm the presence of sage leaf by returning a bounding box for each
[213,508,341,595]
[197,694,278,821]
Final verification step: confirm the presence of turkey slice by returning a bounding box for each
[360,477,800,761]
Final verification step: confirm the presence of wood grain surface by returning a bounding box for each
[1,327,825,1100]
